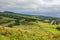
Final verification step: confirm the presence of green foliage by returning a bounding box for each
[0,17,2,19]
[15,20,20,25]
[56,27,60,31]
[8,24,13,28]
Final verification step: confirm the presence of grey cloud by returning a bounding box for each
[0,0,60,11]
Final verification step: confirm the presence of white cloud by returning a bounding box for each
[0,0,60,11]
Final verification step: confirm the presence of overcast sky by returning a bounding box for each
[0,0,60,17]
[0,0,60,11]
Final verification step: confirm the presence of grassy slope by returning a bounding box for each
[0,12,60,40]
[0,26,60,40]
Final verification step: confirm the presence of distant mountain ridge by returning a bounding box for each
[0,11,60,18]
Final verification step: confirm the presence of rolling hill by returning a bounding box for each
[0,11,60,40]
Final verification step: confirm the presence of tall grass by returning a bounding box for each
[0,26,60,40]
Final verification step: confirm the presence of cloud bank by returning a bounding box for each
[0,0,60,11]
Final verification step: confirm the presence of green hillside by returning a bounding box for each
[0,11,60,40]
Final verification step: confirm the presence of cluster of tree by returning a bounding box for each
[39,17,60,25]
[0,11,60,25]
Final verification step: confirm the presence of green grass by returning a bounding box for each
[0,12,60,40]
[0,26,60,40]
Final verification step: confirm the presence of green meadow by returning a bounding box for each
[0,11,60,40]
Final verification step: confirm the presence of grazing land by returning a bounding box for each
[0,11,60,40]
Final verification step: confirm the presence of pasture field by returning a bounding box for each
[0,11,60,40]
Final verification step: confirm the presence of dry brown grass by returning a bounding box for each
[0,26,60,39]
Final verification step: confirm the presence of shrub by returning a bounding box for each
[8,24,13,28]
[15,20,20,25]
[56,27,60,31]
[0,17,2,19]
